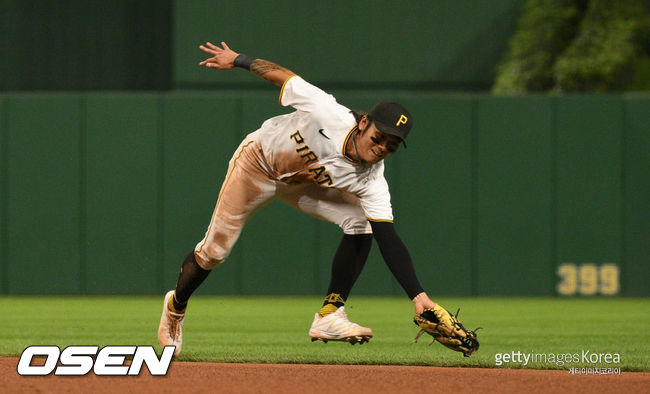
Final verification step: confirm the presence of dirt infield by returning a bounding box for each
[2,357,648,394]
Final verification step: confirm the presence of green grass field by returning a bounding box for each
[1,296,648,371]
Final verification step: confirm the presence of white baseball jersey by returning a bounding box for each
[195,75,394,269]
[257,75,393,222]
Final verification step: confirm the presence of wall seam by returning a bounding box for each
[79,96,87,294]
[619,98,627,295]
[157,96,166,293]
[550,97,558,295]
[470,97,479,296]
[1,97,8,293]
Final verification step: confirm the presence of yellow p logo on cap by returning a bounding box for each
[396,115,408,127]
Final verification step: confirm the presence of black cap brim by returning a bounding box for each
[374,120,408,148]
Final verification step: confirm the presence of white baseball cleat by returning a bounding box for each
[309,306,373,345]
[158,290,185,356]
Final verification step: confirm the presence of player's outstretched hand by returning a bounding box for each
[412,292,436,315]
[199,41,239,70]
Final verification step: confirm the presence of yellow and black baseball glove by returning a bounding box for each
[413,305,480,357]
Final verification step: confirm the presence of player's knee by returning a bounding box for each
[340,217,372,234]
[195,246,229,270]
[196,256,224,270]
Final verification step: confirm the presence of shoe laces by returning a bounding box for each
[335,307,352,321]
[335,308,364,329]
[167,310,184,338]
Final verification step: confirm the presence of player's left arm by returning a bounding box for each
[198,41,296,87]
[369,220,437,314]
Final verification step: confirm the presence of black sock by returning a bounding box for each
[173,251,211,309]
[325,233,373,301]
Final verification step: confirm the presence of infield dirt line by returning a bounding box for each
[2,357,649,394]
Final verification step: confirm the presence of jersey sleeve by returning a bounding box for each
[279,76,337,112]
[358,167,394,222]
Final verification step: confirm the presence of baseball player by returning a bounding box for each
[159,41,456,355]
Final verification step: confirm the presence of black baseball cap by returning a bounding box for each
[368,101,413,145]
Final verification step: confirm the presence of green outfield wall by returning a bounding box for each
[0,0,172,90]
[1,0,524,91]
[0,92,647,297]
[173,0,525,90]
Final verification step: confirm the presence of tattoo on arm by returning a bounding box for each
[249,58,295,86]
[250,59,285,76]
